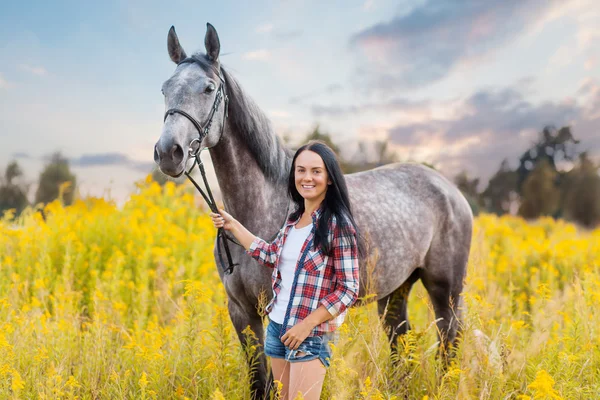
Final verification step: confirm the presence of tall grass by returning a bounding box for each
[1,177,599,399]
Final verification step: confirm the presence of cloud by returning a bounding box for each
[19,64,47,76]
[0,73,11,88]
[242,49,271,61]
[268,110,291,119]
[310,97,429,117]
[349,0,565,91]
[255,23,302,40]
[256,23,274,34]
[70,152,155,172]
[12,152,30,159]
[272,30,302,40]
[289,83,343,105]
[381,80,600,181]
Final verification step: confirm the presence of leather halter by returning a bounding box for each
[163,71,229,155]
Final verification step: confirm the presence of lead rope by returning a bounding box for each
[181,81,239,275]
[184,153,240,275]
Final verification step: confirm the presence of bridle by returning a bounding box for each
[163,68,229,156]
[163,66,240,275]
[161,60,290,276]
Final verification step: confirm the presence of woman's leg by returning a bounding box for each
[288,359,327,400]
[271,358,291,399]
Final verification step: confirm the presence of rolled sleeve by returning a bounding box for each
[245,229,284,269]
[319,224,359,317]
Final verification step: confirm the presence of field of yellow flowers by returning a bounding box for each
[1,178,599,399]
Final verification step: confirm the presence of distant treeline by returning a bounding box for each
[0,153,76,216]
[295,124,600,228]
[2,125,599,228]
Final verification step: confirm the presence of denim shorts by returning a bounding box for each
[264,319,335,368]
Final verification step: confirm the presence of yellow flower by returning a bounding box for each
[139,371,149,390]
[65,375,81,389]
[211,388,226,400]
[527,370,562,400]
[11,369,25,393]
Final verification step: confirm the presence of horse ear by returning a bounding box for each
[204,23,220,62]
[168,26,187,64]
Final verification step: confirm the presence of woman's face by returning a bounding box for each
[294,150,331,204]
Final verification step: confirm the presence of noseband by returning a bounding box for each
[163,66,239,275]
[163,72,229,155]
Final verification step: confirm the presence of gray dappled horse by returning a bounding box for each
[154,23,473,399]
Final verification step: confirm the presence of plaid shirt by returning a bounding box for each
[246,206,359,336]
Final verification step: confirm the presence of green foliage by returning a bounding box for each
[517,125,580,192]
[454,171,481,215]
[562,153,600,228]
[302,124,341,154]
[35,152,77,206]
[482,159,518,215]
[0,160,29,216]
[299,125,402,173]
[519,159,560,219]
[296,123,600,227]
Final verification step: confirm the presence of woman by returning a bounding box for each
[211,141,362,400]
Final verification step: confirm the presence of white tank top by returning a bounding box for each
[269,223,313,324]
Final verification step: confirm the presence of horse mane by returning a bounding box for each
[184,54,292,185]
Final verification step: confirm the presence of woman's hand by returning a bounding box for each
[281,320,314,350]
[210,208,236,231]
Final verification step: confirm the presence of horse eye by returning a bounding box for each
[161,88,164,95]
[205,84,216,93]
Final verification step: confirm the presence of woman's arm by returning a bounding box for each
[281,305,332,350]
[210,208,284,269]
[319,221,360,317]
[210,208,256,250]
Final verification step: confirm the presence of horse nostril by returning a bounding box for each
[171,144,184,165]
[154,144,161,164]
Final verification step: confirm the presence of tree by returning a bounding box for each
[518,159,560,219]
[373,140,399,167]
[342,139,401,173]
[482,159,519,215]
[562,153,600,228]
[0,161,29,216]
[302,125,341,154]
[517,125,579,192]
[35,152,77,206]
[454,171,481,215]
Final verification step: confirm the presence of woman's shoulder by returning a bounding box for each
[330,212,356,235]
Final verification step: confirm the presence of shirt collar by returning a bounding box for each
[286,203,324,227]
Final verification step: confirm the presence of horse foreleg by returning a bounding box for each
[228,302,271,400]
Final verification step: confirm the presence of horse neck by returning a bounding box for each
[209,122,290,236]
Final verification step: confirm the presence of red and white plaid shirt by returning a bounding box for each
[247,206,359,336]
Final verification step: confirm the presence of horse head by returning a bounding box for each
[154,23,227,177]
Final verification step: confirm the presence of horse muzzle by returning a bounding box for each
[154,140,186,177]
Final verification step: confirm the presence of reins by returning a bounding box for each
[184,153,241,275]
[163,60,290,276]
[164,66,240,275]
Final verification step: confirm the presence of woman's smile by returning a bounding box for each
[294,150,331,203]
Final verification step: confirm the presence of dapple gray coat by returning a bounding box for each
[154,23,473,399]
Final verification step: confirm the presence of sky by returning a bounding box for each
[1,0,599,204]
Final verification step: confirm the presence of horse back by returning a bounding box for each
[345,163,473,298]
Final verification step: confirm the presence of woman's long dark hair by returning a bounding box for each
[287,140,366,258]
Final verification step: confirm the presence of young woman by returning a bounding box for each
[211,141,362,400]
